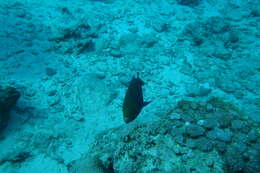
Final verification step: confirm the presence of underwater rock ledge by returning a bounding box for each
[70,98,260,173]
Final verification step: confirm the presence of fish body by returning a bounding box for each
[122,75,150,123]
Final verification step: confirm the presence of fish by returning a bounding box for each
[122,73,151,123]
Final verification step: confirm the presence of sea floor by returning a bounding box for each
[0,0,259,172]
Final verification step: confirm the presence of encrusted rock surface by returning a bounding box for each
[71,98,260,173]
[75,120,224,173]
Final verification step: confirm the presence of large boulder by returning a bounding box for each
[0,86,20,133]
[70,119,224,173]
[69,97,260,173]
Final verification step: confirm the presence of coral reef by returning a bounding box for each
[71,98,260,173]
[0,86,20,133]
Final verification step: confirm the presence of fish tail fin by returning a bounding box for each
[143,101,151,107]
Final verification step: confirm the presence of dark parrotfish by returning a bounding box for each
[122,74,151,123]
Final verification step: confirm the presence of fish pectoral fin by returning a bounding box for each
[143,101,151,107]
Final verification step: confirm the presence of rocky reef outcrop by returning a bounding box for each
[0,86,20,133]
[70,97,260,173]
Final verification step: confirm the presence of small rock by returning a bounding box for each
[185,124,206,137]
[77,39,95,53]
[215,141,227,153]
[173,146,189,155]
[190,102,199,110]
[182,151,195,161]
[233,143,247,153]
[171,120,184,128]
[177,0,200,6]
[199,84,211,96]
[186,85,200,97]
[251,6,260,17]
[185,138,197,149]
[48,90,57,96]
[95,72,106,79]
[119,75,131,86]
[170,113,181,120]
[228,31,240,43]
[217,80,240,93]
[46,67,57,76]
[73,114,85,122]
[200,119,218,129]
[231,120,246,131]
[25,88,36,97]
[226,9,243,21]
[213,46,232,60]
[110,49,122,57]
[152,20,170,33]
[206,159,214,168]
[171,127,184,137]
[206,17,230,34]
[206,103,214,112]
[182,114,195,122]
[187,84,212,97]
[196,137,214,152]
[207,128,233,143]
[173,135,185,146]
[206,130,217,140]
[247,130,258,143]
[48,96,60,106]
[216,114,232,128]
[235,133,248,143]
[140,35,157,48]
[244,149,259,161]
[197,120,205,126]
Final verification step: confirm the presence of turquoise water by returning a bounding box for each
[0,0,259,172]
